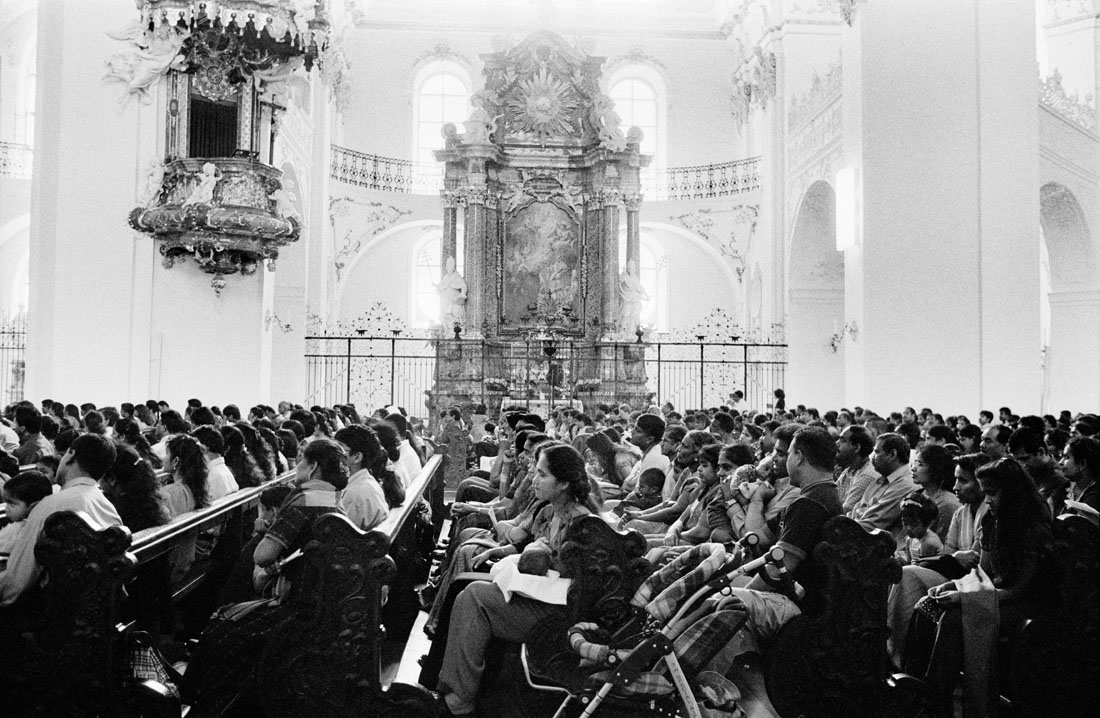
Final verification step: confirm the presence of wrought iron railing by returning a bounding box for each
[329,144,762,200]
[0,141,33,179]
[329,146,444,194]
[1,312,27,404]
[305,335,786,418]
[642,158,761,201]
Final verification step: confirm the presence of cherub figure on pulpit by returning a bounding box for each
[436,256,467,327]
[618,260,648,336]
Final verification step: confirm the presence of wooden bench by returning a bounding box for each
[254,457,445,717]
[764,515,903,718]
[5,510,179,718]
[1001,513,1098,718]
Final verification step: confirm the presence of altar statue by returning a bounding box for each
[436,257,468,328]
[618,260,648,335]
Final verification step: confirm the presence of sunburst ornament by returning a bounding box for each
[508,66,578,144]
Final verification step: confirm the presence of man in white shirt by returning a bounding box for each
[334,425,389,531]
[191,426,239,501]
[622,414,671,494]
[0,434,122,605]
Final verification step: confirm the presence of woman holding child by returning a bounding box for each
[435,443,596,716]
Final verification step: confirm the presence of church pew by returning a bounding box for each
[3,510,180,718]
[253,455,444,717]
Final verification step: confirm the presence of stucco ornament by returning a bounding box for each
[104,21,189,103]
[730,46,776,134]
[508,66,578,145]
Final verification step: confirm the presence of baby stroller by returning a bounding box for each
[522,537,788,718]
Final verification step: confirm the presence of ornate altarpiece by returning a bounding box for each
[430,31,650,413]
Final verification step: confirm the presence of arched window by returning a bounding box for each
[607,66,666,171]
[410,228,464,328]
[619,232,669,333]
[413,63,470,167]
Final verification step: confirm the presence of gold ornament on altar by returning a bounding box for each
[508,67,577,145]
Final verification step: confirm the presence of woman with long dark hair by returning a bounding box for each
[102,443,168,532]
[367,419,408,508]
[434,444,595,715]
[237,422,276,483]
[908,458,1055,716]
[115,417,162,470]
[160,434,209,517]
[221,424,264,489]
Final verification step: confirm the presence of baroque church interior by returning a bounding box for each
[1,3,1099,718]
[0,0,1097,415]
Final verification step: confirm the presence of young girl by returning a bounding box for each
[0,471,53,570]
[895,494,943,565]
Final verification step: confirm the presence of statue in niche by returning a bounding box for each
[436,256,467,328]
[618,260,648,335]
[182,162,219,207]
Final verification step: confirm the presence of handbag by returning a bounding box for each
[125,630,183,700]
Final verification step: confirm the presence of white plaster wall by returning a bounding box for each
[26,0,150,404]
[148,265,273,410]
[842,0,1040,416]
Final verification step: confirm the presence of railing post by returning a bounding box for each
[480,339,486,405]
[699,341,705,408]
[390,335,397,406]
[657,342,662,403]
[743,344,749,402]
[346,337,352,404]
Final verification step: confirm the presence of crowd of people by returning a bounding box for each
[1,393,1097,716]
[423,398,1098,717]
[0,396,433,714]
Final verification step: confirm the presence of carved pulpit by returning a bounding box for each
[430,31,650,416]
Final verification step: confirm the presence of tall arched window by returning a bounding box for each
[607,65,666,171]
[413,63,470,167]
[410,228,464,328]
[619,232,669,333]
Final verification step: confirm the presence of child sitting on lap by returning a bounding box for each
[895,494,943,565]
[613,468,665,517]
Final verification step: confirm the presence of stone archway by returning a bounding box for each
[786,181,844,410]
[1039,182,1100,412]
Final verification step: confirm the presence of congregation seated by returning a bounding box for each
[1,392,1097,717]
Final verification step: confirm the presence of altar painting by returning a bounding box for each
[503,201,580,324]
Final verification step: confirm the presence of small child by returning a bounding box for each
[614,468,665,517]
[896,494,943,565]
[255,485,295,535]
[34,455,61,490]
[0,470,54,570]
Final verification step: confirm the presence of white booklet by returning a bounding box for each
[489,553,572,605]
